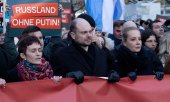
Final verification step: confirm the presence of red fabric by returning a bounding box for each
[17,58,53,81]
[0,75,170,102]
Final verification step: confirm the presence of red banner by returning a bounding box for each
[10,3,61,30]
[0,75,170,102]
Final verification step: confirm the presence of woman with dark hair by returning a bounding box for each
[113,27,164,81]
[141,29,159,53]
[17,36,54,80]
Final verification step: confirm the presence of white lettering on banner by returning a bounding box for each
[15,6,56,14]
[11,18,60,26]
[36,19,60,26]
[12,19,34,26]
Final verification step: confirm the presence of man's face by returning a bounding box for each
[28,31,44,48]
[0,33,5,45]
[152,22,164,37]
[71,19,93,47]
[113,26,123,39]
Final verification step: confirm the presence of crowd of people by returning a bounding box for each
[0,13,169,88]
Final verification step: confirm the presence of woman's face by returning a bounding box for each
[145,35,157,50]
[21,43,43,64]
[123,30,142,52]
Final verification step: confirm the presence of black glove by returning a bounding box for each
[66,71,84,84]
[155,72,164,80]
[108,70,120,83]
[128,72,137,81]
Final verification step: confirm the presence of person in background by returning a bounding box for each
[61,27,69,40]
[17,36,53,80]
[149,20,164,38]
[159,31,170,66]
[137,19,145,30]
[141,29,159,53]
[21,26,44,48]
[95,29,102,37]
[0,26,19,82]
[113,27,164,81]
[122,21,137,30]
[0,46,15,82]
[108,20,124,46]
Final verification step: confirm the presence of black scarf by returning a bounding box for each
[72,41,95,70]
[117,45,149,74]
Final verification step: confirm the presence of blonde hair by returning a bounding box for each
[159,31,170,55]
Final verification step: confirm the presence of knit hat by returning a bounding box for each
[77,14,96,28]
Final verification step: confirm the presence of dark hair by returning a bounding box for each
[140,19,145,26]
[149,20,160,30]
[122,27,139,41]
[77,14,96,28]
[141,29,158,45]
[113,20,125,28]
[17,36,41,54]
[22,25,41,35]
[142,29,159,53]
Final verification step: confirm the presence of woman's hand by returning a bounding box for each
[0,78,6,88]
[51,76,62,84]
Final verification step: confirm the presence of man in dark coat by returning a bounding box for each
[0,47,9,79]
[0,47,18,81]
[51,18,119,84]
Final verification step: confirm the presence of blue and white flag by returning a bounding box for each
[85,0,125,34]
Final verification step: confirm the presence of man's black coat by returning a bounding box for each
[51,42,115,77]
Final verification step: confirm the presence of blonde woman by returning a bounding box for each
[159,31,170,66]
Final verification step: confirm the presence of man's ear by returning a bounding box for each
[70,32,76,40]
[20,53,26,60]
